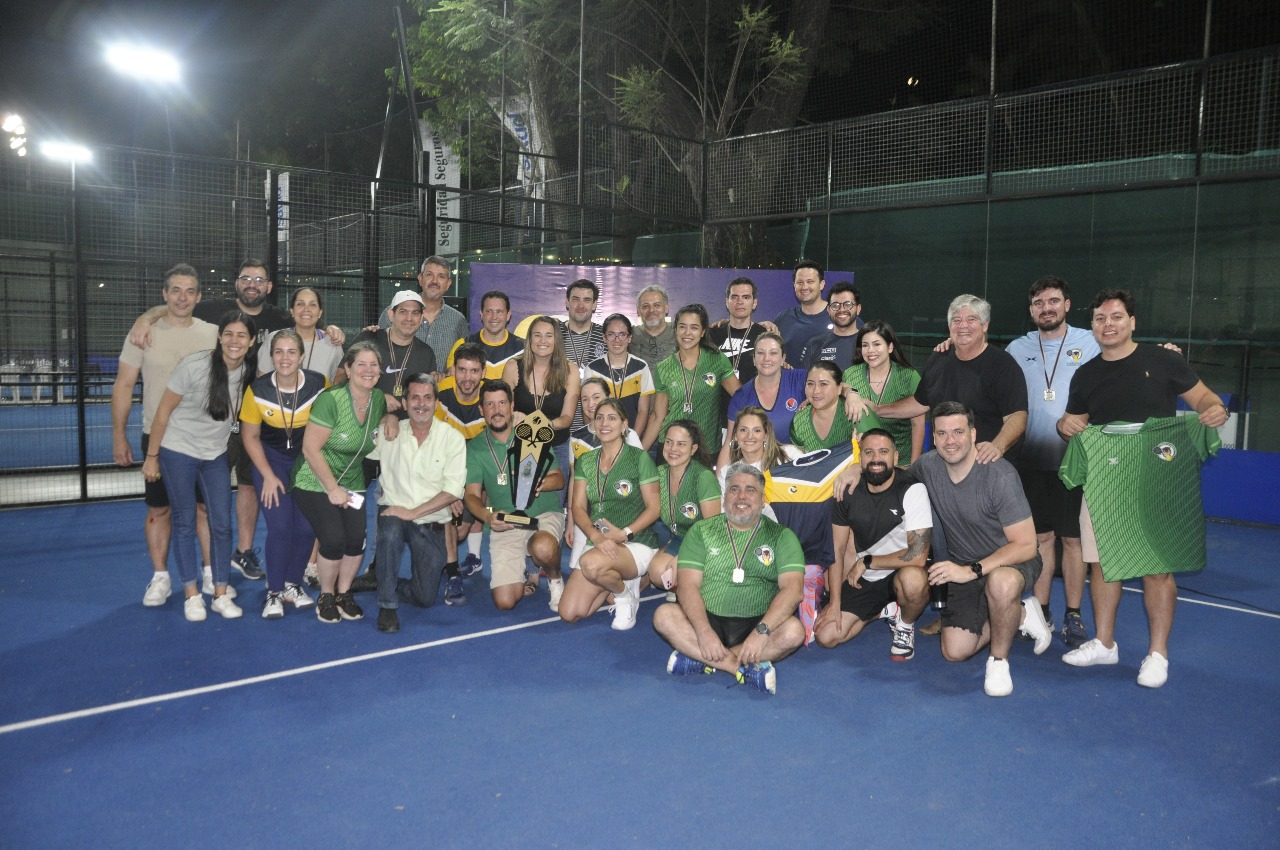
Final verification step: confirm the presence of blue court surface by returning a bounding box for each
[1,500,1277,849]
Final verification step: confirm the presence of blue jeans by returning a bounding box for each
[375,514,446,610]
[159,448,232,589]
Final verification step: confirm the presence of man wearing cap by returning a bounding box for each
[350,291,440,410]
[379,256,468,374]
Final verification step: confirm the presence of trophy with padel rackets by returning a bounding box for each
[496,409,555,530]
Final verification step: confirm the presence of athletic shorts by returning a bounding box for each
[1020,468,1082,538]
[141,432,203,509]
[487,510,566,589]
[705,611,764,648]
[227,429,253,487]
[941,555,1042,636]
[838,573,898,622]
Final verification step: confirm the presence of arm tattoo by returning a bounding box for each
[899,528,932,563]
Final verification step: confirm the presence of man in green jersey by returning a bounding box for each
[465,381,566,612]
[652,463,806,694]
[1056,289,1228,688]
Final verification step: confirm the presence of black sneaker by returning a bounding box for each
[334,591,364,621]
[349,569,378,594]
[377,607,400,633]
[231,548,265,580]
[316,593,340,624]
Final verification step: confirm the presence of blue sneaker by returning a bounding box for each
[667,651,713,676]
[231,548,265,580]
[459,553,483,578]
[1061,611,1088,648]
[736,661,777,694]
[444,576,467,606]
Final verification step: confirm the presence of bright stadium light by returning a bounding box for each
[41,141,93,163]
[105,43,181,83]
[3,112,26,157]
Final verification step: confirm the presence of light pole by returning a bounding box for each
[104,43,182,152]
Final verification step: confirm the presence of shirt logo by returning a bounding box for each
[890,508,900,516]
[615,479,633,497]
[1067,348,1083,362]
[1153,442,1177,462]
[702,372,716,387]
[681,502,698,520]
[264,410,275,418]
[708,547,720,556]
[1108,457,1119,465]
[755,545,774,567]
[785,397,799,411]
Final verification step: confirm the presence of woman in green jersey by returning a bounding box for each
[646,419,721,594]
[841,320,922,465]
[643,304,740,457]
[789,360,856,452]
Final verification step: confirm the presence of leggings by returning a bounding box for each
[295,487,367,560]
[253,447,316,591]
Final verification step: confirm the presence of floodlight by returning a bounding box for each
[105,44,181,83]
[41,142,93,163]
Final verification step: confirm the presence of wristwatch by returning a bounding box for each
[754,622,772,636]
[623,526,635,542]
[969,561,984,579]
[863,553,873,569]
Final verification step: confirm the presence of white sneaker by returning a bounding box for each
[611,577,641,631]
[984,656,1013,697]
[202,567,237,598]
[1063,638,1119,667]
[548,578,564,613]
[210,594,243,619]
[262,591,285,619]
[1020,597,1052,655]
[1137,651,1169,688]
[142,572,171,606]
[304,562,319,589]
[281,582,314,608]
[184,595,207,622]
[879,600,900,621]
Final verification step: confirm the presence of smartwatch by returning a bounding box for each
[754,622,772,636]
[623,526,635,542]
[969,561,983,579]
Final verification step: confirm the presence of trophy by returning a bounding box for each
[495,409,555,530]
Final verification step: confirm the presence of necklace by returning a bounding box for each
[484,429,512,487]
[678,349,699,414]
[865,362,892,405]
[595,441,624,503]
[1037,334,1067,403]
[607,355,627,400]
[388,332,414,397]
[724,515,764,584]
[277,372,302,450]
[665,461,689,529]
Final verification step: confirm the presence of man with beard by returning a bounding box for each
[653,462,806,695]
[773,259,832,368]
[464,381,567,612]
[363,373,466,633]
[379,256,467,376]
[127,259,346,584]
[799,281,863,369]
[707,277,770,383]
[433,344,489,597]
[916,402,1051,697]
[630,285,677,371]
[1005,276,1100,647]
[814,429,932,661]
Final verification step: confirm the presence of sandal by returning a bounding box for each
[522,574,539,597]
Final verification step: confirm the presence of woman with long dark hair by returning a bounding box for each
[646,419,721,594]
[502,314,581,502]
[143,311,257,621]
[258,287,343,382]
[842,320,923,464]
[240,329,328,618]
[644,303,739,458]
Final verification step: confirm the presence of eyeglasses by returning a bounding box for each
[605,332,631,340]
[237,275,269,284]
[828,300,857,311]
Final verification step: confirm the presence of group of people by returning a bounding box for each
[113,257,1227,697]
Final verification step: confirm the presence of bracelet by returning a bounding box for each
[146,453,158,458]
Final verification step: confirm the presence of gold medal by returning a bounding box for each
[393,385,403,398]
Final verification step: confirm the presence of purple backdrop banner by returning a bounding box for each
[467,264,855,333]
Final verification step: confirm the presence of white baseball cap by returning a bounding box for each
[389,290,425,310]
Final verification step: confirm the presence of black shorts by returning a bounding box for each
[838,573,898,622]
[1019,469,1082,538]
[942,556,1042,636]
[705,611,764,648]
[141,432,203,509]
[227,429,254,487]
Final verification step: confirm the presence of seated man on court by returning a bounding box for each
[464,381,566,612]
[365,373,466,633]
[652,462,806,695]
[815,429,931,661]
[917,402,1051,696]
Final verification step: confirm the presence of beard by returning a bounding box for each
[1035,315,1064,332]
[863,463,893,486]
[725,507,760,527]
[238,289,268,309]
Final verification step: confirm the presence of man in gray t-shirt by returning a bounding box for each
[910,401,1050,697]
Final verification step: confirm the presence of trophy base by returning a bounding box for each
[495,511,539,530]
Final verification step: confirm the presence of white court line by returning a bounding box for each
[1122,585,1280,619]
[0,593,670,737]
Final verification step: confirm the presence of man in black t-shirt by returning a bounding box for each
[347,291,439,416]
[814,430,932,661]
[799,281,862,369]
[707,277,770,383]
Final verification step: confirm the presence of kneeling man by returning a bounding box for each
[464,381,566,612]
[815,429,932,660]
[367,373,466,632]
[918,402,1051,696]
[652,462,805,694]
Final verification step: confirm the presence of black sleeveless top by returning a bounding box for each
[513,370,570,446]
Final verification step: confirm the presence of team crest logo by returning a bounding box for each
[788,485,798,494]
[264,410,275,418]
[615,479,633,497]
[1153,442,1177,462]
[755,545,774,567]
[1067,348,1083,362]
[702,372,716,387]
[681,502,698,520]
[785,397,799,411]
